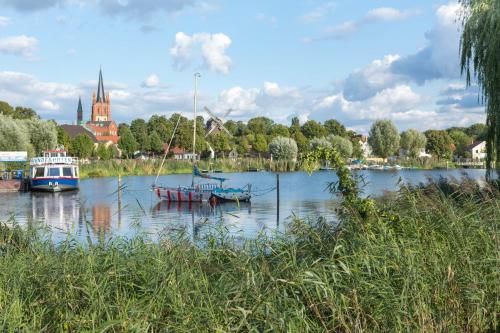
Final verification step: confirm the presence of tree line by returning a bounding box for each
[0,99,488,161]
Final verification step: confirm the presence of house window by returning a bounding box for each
[49,168,60,177]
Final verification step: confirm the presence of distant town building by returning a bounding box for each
[354,135,372,158]
[466,141,486,160]
[168,146,198,160]
[85,69,119,144]
[398,148,432,158]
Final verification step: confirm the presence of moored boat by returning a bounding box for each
[29,149,79,192]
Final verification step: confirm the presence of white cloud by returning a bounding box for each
[170,32,232,74]
[0,16,10,27]
[40,100,60,111]
[0,35,38,58]
[300,1,336,22]
[391,2,462,83]
[365,7,420,22]
[66,48,77,56]
[311,6,420,40]
[142,73,160,88]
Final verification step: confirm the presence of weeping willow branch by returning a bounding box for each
[302,147,376,218]
[460,0,500,179]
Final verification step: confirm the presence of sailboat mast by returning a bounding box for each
[192,73,200,187]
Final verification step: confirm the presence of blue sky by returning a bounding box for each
[0,0,485,133]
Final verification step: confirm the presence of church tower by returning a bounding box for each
[77,96,83,125]
[91,69,111,122]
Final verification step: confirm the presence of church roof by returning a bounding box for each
[87,120,115,126]
[96,68,106,103]
[60,125,99,143]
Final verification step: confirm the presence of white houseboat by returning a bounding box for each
[30,150,79,192]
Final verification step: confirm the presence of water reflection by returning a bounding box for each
[31,192,80,232]
[3,169,487,242]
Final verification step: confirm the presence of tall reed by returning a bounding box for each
[0,180,497,332]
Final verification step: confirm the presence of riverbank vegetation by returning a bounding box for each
[0,174,497,331]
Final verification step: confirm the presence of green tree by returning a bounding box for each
[13,106,38,119]
[400,129,427,158]
[327,135,353,158]
[310,137,332,150]
[149,131,164,155]
[270,124,290,138]
[268,136,298,160]
[96,143,112,160]
[253,134,268,153]
[460,0,500,176]
[0,101,14,117]
[147,115,172,142]
[130,119,150,152]
[324,119,347,137]
[465,123,488,141]
[211,133,232,157]
[292,131,309,154]
[0,114,32,153]
[368,120,400,159]
[57,126,72,151]
[449,130,473,157]
[236,137,250,155]
[301,120,327,139]
[247,117,274,135]
[70,134,94,159]
[425,130,454,159]
[26,118,58,155]
[118,127,138,158]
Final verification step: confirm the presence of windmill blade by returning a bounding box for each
[204,106,217,119]
[222,108,233,119]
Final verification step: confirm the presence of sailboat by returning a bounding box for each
[152,73,252,203]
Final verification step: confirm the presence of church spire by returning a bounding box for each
[96,68,106,103]
[77,96,83,125]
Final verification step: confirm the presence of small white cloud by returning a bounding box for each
[301,1,336,22]
[365,7,420,22]
[142,73,160,88]
[0,35,38,58]
[66,48,77,56]
[40,100,60,111]
[170,32,232,74]
[0,16,10,27]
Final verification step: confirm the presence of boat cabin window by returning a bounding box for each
[63,167,73,177]
[34,167,45,178]
[48,167,60,177]
[74,167,79,178]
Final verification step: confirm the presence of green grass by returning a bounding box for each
[0,180,498,332]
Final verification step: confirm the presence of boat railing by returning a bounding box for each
[30,156,79,166]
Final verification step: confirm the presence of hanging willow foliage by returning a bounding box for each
[459,0,500,179]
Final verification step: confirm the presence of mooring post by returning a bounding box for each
[276,173,280,226]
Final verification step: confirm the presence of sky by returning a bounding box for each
[0,0,485,133]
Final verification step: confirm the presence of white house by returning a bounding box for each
[466,141,486,160]
[398,148,432,158]
[354,135,372,158]
[169,146,198,161]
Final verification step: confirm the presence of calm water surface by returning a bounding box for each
[0,169,486,241]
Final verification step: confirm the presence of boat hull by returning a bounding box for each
[154,186,212,202]
[30,178,79,192]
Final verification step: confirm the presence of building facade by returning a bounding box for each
[466,141,486,160]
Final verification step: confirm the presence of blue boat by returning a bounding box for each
[29,149,79,192]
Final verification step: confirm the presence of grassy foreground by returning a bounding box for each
[0,179,498,332]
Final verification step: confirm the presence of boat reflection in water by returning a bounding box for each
[31,192,112,236]
[151,200,252,239]
[31,191,80,233]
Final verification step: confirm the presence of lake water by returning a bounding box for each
[0,169,487,242]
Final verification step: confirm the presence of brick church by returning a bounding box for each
[78,69,119,144]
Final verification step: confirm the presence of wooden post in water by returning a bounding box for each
[276,173,280,226]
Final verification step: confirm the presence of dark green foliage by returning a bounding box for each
[118,127,138,158]
[253,133,268,153]
[425,130,454,159]
[301,120,327,139]
[324,119,347,137]
[449,130,473,157]
[247,117,274,135]
[149,131,164,154]
[56,126,71,150]
[69,134,94,158]
[368,119,400,158]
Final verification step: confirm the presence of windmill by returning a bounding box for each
[204,107,233,138]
